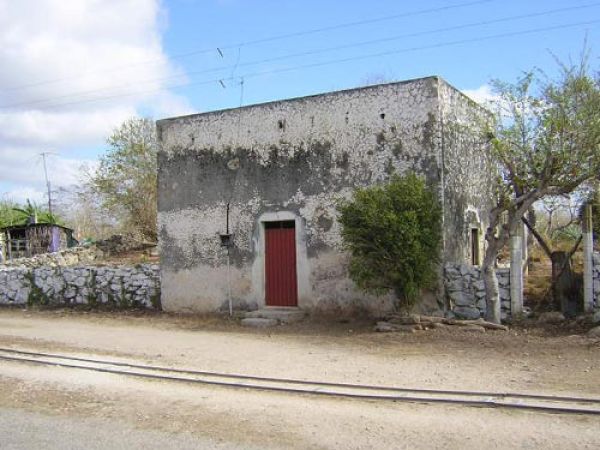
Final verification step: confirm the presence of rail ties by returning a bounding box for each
[0,346,599,416]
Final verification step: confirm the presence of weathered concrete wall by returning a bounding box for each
[438,81,495,264]
[157,77,492,314]
[444,263,511,320]
[0,264,160,308]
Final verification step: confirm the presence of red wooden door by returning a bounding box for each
[265,221,298,306]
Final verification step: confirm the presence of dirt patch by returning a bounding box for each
[0,308,599,399]
[1,361,599,450]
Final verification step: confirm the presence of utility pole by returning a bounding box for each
[40,152,53,215]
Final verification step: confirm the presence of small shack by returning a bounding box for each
[0,223,77,261]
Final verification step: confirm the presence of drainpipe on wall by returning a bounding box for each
[227,248,232,316]
[220,202,234,317]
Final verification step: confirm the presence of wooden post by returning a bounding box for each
[583,203,594,313]
[6,230,11,261]
[510,223,524,316]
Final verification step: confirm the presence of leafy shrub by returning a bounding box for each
[338,174,442,311]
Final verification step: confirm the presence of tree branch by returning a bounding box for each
[522,217,552,258]
[567,234,583,260]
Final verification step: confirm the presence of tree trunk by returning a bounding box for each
[482,242,502,324]
[550,251,575,316]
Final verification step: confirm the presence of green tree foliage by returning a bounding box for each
[0,200,22,228]
[482,55,600,322]
[338,174,442,311]
[87,117,157,242]
[0,199,62,228]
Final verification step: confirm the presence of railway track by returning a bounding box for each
[1,346,599,415]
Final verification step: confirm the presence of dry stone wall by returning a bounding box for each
[0,264,160,308]
[444,263,511,319]
[0,246,102,268]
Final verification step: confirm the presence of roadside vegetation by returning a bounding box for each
[0,199,63,228]
[479,54,600,323]
[51,117,158,243]
[338,174,442,312]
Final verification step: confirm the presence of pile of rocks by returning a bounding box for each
[375,314,508,333]
[0,264,160,308]
[0,245,102,268]
[95,234,157,256]
[444,263,512,320]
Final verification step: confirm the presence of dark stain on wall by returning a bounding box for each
[159,140,351,211]
[422,112,437,151]
[158,129,443,270]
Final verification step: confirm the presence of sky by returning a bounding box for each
[0,0,598,206]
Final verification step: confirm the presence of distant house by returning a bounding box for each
[156,76,495,315]
[0,223,77,261]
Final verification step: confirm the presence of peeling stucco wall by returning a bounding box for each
[157,76,492,314]
[438,80,495,264]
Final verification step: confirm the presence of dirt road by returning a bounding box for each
[0,309,599,449]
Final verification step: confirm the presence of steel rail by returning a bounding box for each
[0,347,597,403]
[0,347,598,415]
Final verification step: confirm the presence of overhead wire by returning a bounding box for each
[1,0,496,93]
[2,18,599,111]
[2,3,599,110]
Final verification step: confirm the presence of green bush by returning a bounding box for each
[337,174,442,311]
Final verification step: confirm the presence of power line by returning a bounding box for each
[39,152,57,215]
[6,18,600,112]
[1,0,495,93]
[2,2,598,110]
[219,0,496,49]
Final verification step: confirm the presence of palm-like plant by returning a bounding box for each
[0,199,62,228]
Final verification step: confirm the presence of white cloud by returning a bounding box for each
[0,0,192,207]
[1,187,46,205]
[462,84,498,107]
[0,106,135,147]
[0,145,97,203]
[149,92,196,119]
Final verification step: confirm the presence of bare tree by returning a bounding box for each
[85,117,157,242]
[483,58,600,323]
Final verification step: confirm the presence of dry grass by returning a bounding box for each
[524,237,584,311]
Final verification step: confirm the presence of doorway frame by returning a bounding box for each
[251,211,311,309]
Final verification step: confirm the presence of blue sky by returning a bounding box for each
[160,0,599,112]
[0,0,598,205]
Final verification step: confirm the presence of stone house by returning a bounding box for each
[156,76,495,315]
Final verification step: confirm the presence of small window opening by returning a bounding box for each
[470,228,480,266]
[277,119,286,130]
[379,113,386,120]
